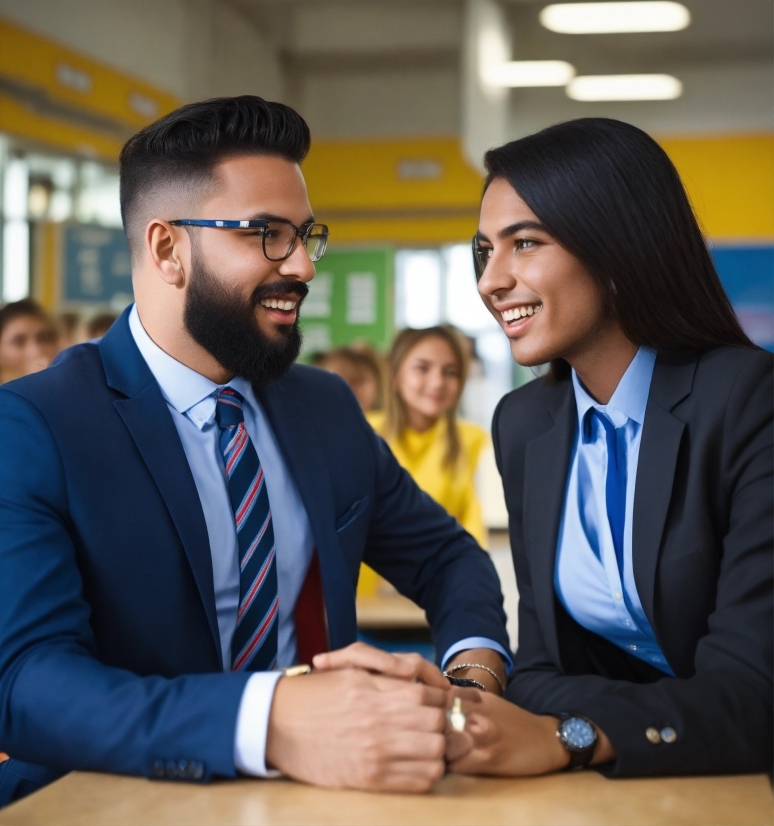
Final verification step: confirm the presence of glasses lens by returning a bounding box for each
[304,225,329,262]
[263,220,297,261]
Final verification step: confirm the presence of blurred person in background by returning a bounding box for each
[85,312,120,340]
[368,326,488,547]
[55,311,83,351]
[0,299,58,384]
[314,345,384,412]
[444,118,772,779]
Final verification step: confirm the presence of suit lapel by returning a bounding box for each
[524,382,576,666]
[100,311,222,662]
[258,375,357,650]
[632,355,696,629]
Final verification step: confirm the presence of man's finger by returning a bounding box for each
[372,676,449,708]
[314,644,448,689]
[373,760,446,793]
[313,641,396,673]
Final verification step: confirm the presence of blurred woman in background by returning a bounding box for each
[368,325,488,547]
[0,299,58,384]
[314,345,384,413]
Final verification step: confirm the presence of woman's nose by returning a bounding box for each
[477,248,517,298]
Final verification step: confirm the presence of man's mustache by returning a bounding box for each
[251,280,310,305]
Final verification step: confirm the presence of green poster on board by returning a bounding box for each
[299,247,394,356]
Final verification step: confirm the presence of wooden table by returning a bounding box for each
[1,770,770,826]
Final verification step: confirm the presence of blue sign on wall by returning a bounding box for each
[63,224,133,306]
[711,244,774,351]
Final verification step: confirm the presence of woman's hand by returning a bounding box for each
[448,691,616,776]
[447,691,570,776]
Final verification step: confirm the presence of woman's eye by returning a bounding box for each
[515,238,536,251]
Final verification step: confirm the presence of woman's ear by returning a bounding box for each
[146,219,189,287]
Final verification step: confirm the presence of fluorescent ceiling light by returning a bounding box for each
[567,74,682,100]
[541,2,690,34]
[484,60,576,87]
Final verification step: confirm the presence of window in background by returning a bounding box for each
[0,136,123,303]
[395,244,532,432]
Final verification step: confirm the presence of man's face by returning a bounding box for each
[181,155,316,386]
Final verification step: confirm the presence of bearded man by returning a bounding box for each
[0,96,509,805]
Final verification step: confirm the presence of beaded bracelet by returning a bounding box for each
[443,662,506,693]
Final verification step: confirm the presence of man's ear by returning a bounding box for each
[146,219,190,287]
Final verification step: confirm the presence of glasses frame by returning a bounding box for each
[472,235,490,282]
[169,218,329,262]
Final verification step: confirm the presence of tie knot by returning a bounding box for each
[584,407,616,442]
[216,387,246,429]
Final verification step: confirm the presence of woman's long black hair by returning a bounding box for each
[483,118,753,380]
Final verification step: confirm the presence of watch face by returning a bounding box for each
[560,717,596,750]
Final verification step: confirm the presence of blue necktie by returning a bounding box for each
[588,409,627,576]
[216,387,278,672]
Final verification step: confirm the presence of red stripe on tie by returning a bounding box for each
[225,427,248,476]
[232,597,279,671]
[240,513,272,572]
[237,544,275,624]
[235,468,263,530]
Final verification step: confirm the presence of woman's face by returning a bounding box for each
[0,315,57,382]
[476,178,608,367]
[395,336,461,425]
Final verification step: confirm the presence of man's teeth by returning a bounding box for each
[260,299,297,311]
[501,304,542,323]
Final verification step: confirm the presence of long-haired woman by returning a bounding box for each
[447,118,772,778]
[368,326,489,547]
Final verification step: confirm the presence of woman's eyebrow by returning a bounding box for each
[497,220,547,240]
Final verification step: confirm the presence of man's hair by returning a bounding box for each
[119,95,311,261]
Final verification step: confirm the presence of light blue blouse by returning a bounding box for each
[554,347,674,675]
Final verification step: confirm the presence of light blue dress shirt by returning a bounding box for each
[129,305,509,775]
[555,347,674,675]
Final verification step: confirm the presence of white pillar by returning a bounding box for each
[461,0,511,172]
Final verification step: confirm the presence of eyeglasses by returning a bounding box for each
[472,236,491,282]
[169,218,329,262]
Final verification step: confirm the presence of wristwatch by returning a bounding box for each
[556,713,598,770]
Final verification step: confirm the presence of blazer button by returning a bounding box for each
[660,727,677,744]
[192,762,204,780]
[646,727,661,744]
[152,760,165,778]
[166,759,178,778]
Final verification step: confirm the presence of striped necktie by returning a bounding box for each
[216,387,278,672]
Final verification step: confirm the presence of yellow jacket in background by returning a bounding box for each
[366,411,489,547]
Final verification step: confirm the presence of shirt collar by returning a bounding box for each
[572,346,656,437]
[128,304,254,431]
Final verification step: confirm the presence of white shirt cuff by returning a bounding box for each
[441,637,514,673]
[233,671,284,776]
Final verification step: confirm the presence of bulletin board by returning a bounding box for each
[63,224,133,306]
[299,247,394,356]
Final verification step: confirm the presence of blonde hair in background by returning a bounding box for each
[384,325,469,469]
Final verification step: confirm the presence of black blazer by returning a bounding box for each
[493,346,773,777]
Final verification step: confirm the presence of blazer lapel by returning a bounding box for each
[258,374,357,650]
[523,382,576,667]
[100,311,222,662]
[632,355,696,631]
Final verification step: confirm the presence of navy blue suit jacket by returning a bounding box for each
[0,309,508,798]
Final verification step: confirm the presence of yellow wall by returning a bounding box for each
[0,16,179,161]
[305,133,774,247]
[660,134,774,242]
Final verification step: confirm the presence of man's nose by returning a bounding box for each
[279,237,316,283]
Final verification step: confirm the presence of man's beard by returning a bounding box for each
[183,253,307,389]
